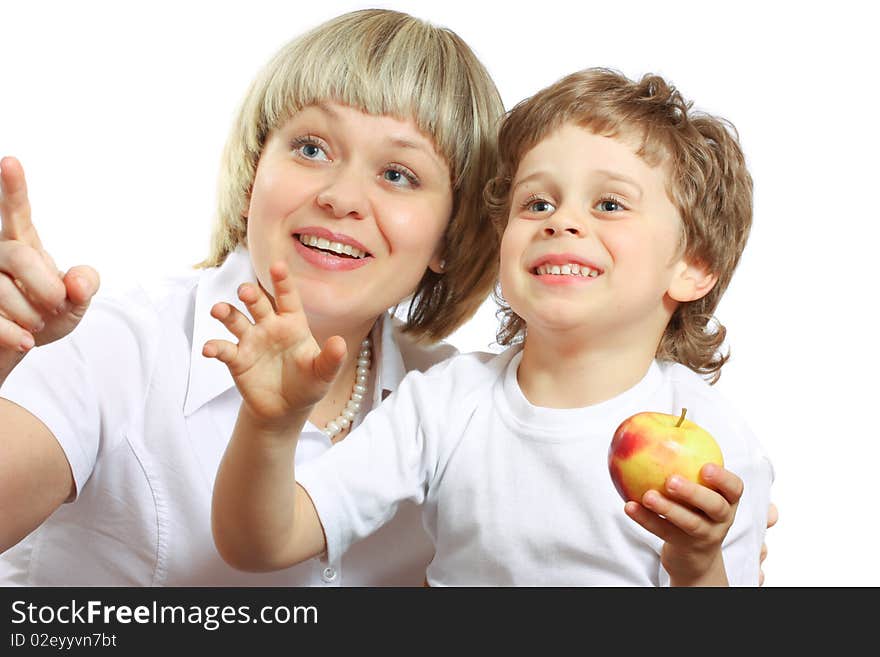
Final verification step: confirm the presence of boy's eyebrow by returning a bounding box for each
[512,169,644,200]
[511,171,549,191]
[594,170,643,199]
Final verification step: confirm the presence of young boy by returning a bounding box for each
[208,68,774,586]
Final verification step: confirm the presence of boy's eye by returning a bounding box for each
[595,197,625,212]
[522,198,555,214]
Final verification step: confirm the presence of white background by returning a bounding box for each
[2,0,877,586]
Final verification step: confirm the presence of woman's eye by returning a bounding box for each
[292,139,329,161]
[383,166,419,188]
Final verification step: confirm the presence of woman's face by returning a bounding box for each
[246,102,453,331]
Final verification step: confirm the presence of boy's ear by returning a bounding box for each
[667,258,717,302]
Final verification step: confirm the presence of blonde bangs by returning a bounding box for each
[202,9,498,272]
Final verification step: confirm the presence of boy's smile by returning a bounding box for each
[499,123,692,344]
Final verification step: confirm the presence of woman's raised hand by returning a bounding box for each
[0,157,100,379]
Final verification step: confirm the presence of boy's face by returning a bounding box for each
[499,123,705,344]
[246,102,452,330]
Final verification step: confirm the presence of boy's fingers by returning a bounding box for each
[624,500,679,543]
[210,302,253,340]
[238,283,274,323]
[202,339,238,365]
[664,474,730,524]
[699,464,744,506]
[313,335,347,384]
[0,156,41,247]
[644,488,711,539]
[269,261,303,315]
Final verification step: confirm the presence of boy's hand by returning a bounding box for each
[624,463,743,586]
[0,157,100,377]
[202,261,346,430]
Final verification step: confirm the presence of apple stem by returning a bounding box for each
[676,408,688,428]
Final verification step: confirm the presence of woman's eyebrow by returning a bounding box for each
[386,136,446,170]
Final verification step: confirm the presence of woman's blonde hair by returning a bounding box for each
[485,68,753,382]
[200,9,504,340]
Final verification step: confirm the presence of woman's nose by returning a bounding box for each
[316,166,369,219]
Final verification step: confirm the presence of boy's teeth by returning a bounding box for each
[299,234,367,259]
[536,263,599,277]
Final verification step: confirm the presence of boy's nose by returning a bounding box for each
[316,168,369,220]
[542,214,583,237]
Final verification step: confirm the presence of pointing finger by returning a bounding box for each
[0,156,41,247]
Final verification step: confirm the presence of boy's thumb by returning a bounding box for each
[314,335,347,385]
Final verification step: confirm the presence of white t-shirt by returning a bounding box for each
[0,247,455,586]
[298,347,775,586]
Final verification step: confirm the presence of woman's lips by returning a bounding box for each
[293,237,372,271]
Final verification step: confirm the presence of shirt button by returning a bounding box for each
[321,567,337,583]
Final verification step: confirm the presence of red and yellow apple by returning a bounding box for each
[608,408,723,503]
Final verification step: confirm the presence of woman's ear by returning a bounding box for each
[667,259,717,302]
[428,237,447,274]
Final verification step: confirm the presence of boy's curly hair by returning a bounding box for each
[485,68,753,383]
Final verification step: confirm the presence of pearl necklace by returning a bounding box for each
[323,337,372,439]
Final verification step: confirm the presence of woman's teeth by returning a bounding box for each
[535,263,600,277]
[298,234,368,259]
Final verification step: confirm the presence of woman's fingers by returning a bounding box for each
[0,241,66,313]
[62,265,100,310]
[0,313,36,352]
[0,273,45,332]
[0,157,41,248]
[766,502,778,528]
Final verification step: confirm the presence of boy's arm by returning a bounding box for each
[211,404,326,571]
[206,262,345,572]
